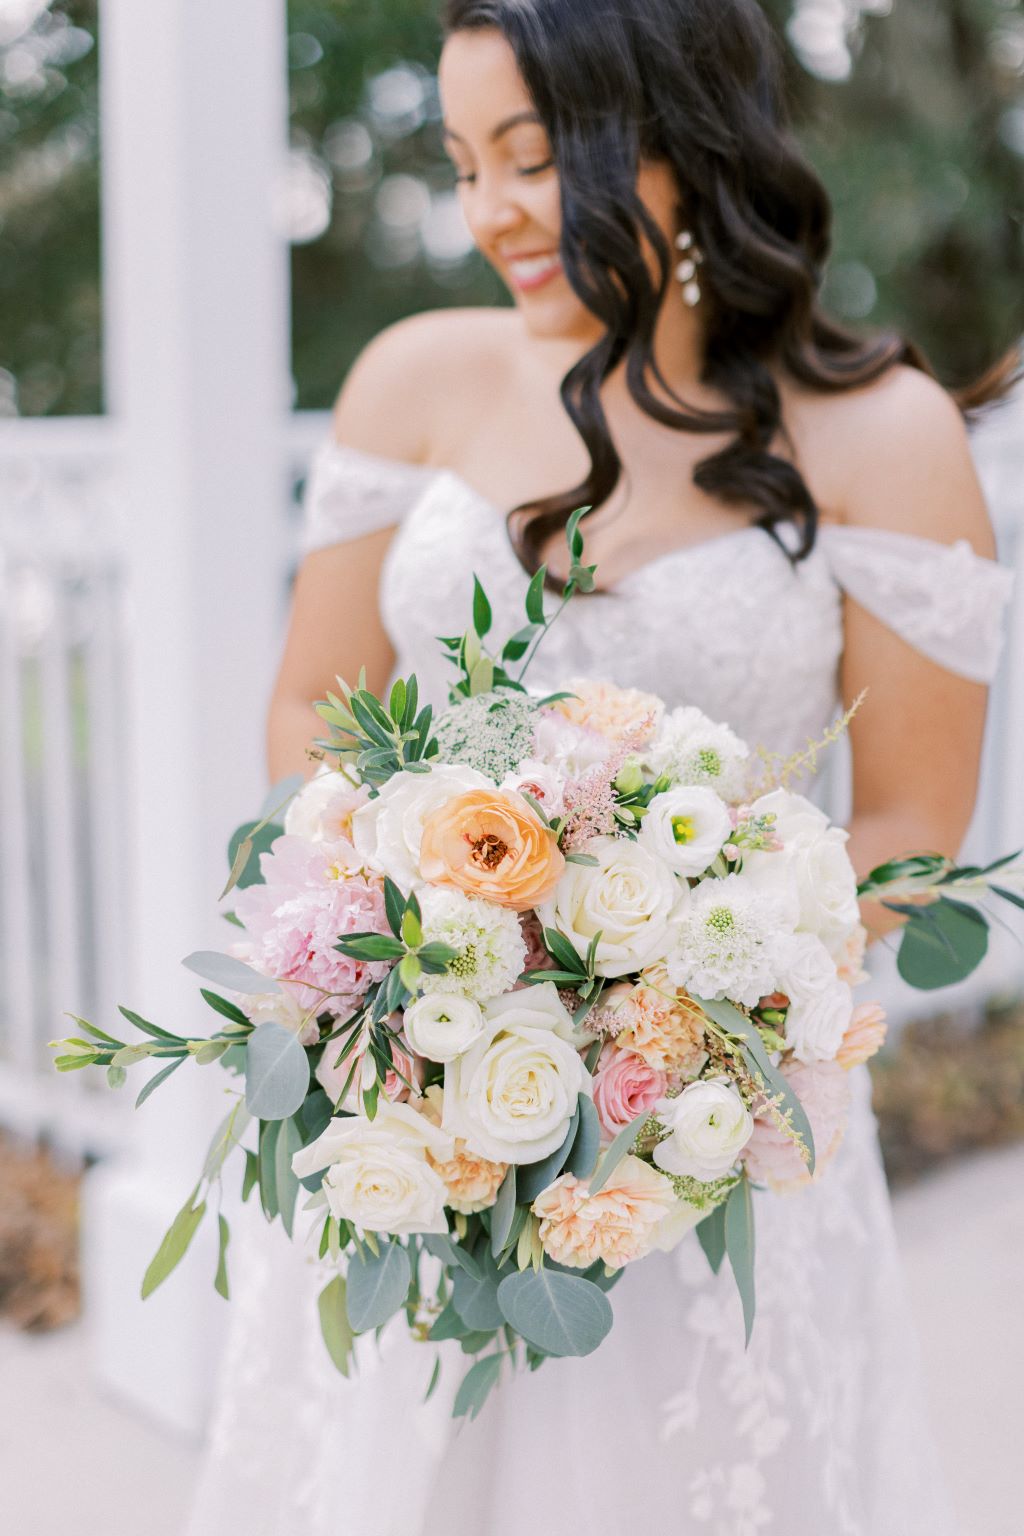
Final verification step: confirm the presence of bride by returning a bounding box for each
[187,2,1014,1532]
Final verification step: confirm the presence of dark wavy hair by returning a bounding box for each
[440,0,1019,577]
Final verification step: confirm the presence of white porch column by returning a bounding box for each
[84,0,291,1435]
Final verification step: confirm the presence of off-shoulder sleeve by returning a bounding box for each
[818,524,1014,683]
[298,438,441,556]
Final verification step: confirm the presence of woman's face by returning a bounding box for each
[437,27,600,342]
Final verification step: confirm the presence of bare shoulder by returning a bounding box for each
[783,364,994,554]
[332,306,519,465]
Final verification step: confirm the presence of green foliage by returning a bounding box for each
[318,1275,355,1376]
[345,1239,412,1331]
[496,1267,614,1358]
[244,1020,311,1120]
[141,1187,206,1300]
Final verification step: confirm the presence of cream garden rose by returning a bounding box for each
[351,764,492,891]
[743,789,860,956]
[284,763,367,845]
[653,1078,754,1182]
[291,1100,455,1235]
[538,834,682,978]
[442,983,591,1164]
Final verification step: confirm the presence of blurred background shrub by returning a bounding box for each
[1,0,1021,418]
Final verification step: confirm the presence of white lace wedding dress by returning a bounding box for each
[186,437,1012,1536]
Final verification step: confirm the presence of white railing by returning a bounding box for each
[1,393,1022,1152]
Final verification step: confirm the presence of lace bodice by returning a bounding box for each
[301,439,1012,762]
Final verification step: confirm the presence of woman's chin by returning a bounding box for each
[512,285,600,343]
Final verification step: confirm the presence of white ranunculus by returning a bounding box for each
[638,785,732,878]
[653,1079,754,1182]
[785,979,854,1065]
[283,763,362,843]
[403,993,486,1063]
[351,764,492,890]
[538,834,683,978]
[291,1100,454,1236]
[742,795,860,956]
[443,983,592,1164]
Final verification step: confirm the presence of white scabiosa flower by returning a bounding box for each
[417,886,527,1004]
[638,785,732,878]
[667,873,793,1005]
[646,705,749,800]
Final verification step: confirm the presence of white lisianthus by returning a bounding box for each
[653,1079,754,1182]
[743,789,860,956]
[645,705,749,800]
[403,993,486,1063]
[538,834,683,978]
[291,1100,454,1235]
[532,712,610,782]
[443,983,592,1164]
[417,886,527,1003]
[351,764,492,890]
[666,872,794,1006]
[283,763,363,844]
[500,757,567,819]
[639,785,732,878]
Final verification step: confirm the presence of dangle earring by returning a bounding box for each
[675,228,704,307]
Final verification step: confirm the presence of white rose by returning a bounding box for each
[403,993,486,1063]
[638,786,732,878]
[648,1195,705,1252]
[443,983,591,1163]
[785,980,854,1065]
[283,764,362,843]
[653,1079,753,1182]
[500,757,567,819]
[538,834,683,978]
[351,764,491,890]
[744,791,859,955]
[291,1100,454,1236]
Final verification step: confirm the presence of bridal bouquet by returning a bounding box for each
[54,510,1022,1418]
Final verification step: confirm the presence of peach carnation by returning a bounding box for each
[553,677,663,745]
[742,1058,851,1192]
[836,1001,887,1070]
[532,1154,675,1270]
[419,787,565,911]
[599,966,707,1078]
[417,1086,508,1214]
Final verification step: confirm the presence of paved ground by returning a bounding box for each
[1,1144,1021,1536]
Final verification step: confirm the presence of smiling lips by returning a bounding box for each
[503,252,563,292]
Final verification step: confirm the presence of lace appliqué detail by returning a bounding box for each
[299,440,441,556]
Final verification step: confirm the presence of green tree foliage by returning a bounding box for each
[1,0,1021,417]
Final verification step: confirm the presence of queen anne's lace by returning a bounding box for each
[186,440,1008,1536]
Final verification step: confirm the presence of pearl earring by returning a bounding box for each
[675,228,704,307]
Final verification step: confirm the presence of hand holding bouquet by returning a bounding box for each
[54,510,1023,1418]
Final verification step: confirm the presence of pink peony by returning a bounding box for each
[532,1155,675,1269]
[592,1043,667,1141]
[235,834,390,1015]
[742,1058,851,1192]
[837,1001,887,1070]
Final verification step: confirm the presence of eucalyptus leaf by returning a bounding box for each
[497,1268,613,1358]
[586,1110,649,1196]
[318,1276,355,1377]
[213,1214,231,1299]
[274,1115,303,1238]
[897,897,989,989]
[453,1353,503,1420]
[241,1148,259,1204]
[245,1021,310,1120]
[258,1118,280,1221]
[183,951,279,996]
[565,1094,601,1180]
[225,818,283,892]
[490,1168,518,1258]
[421,1232,482,1280]
[141,1189,205,1300]
[428,1300,474,1342]
[346,1240,412,1333]
[517,1103,581,1204]
[451,1249,507,1332]
[696,1201,727,1275]
[724,1175,756,1346]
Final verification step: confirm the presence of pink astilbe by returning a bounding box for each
[560,716,654,853]
[235,834,391,1017]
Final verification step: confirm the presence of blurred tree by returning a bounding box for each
[1,0,1021,416]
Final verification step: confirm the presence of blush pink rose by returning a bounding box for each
[592,1043,668,1141]
[742,1058,851,1192]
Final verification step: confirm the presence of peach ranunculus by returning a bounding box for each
[418,787,565,911]
[592,1043,667,1141]
[594,966,708,1079]
[742,1058,851,1192]
[553,677,664,745]
[532,1154,675,1270]
[836,1001,887,1070]
[417,1085,508,1214]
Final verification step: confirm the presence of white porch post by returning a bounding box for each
[84,0,291,1435]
